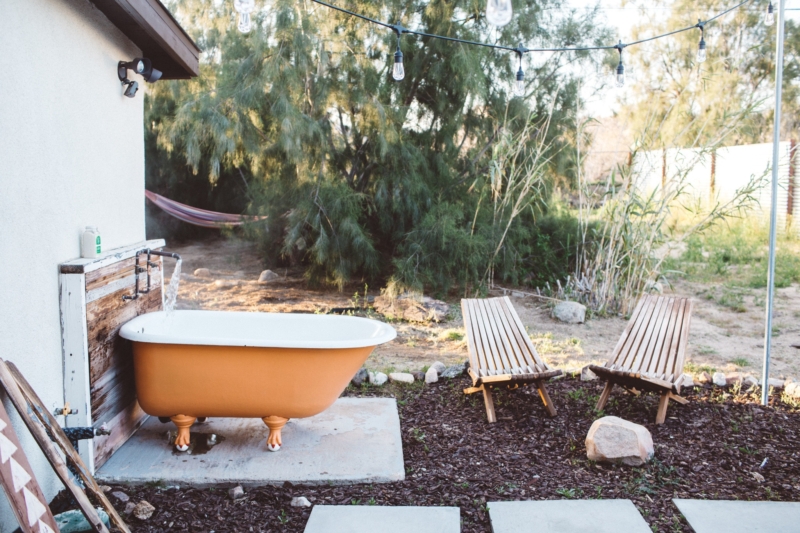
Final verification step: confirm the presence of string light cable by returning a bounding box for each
[236,0,759,92]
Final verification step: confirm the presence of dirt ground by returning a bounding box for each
[167,238,800,380]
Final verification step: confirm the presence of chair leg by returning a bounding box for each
[656,392,670,424]
[482,386,497,423]
[536,381,557,417]
[596,381,613,410]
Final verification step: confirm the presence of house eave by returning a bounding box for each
[89,0,200,79]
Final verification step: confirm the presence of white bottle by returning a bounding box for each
[81,227,102,258]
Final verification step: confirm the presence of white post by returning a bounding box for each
[762,0,786,406]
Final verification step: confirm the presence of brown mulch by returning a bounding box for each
[66,376,800,532]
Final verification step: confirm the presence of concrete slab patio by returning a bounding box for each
[674,499,800,532]
[488,500,652,533]
[96,398,404,487]
[303,506,460,533]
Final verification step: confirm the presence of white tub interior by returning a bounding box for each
[120,310,397,349]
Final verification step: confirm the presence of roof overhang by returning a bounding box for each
[90,0,200,79]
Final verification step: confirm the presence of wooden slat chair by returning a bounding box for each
[589,294,694,424]
[461,296,562,422]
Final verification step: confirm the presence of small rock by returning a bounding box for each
[99,485,112,493]
[351,368,369,386]
[751,472,766,483]
[712,372,727,387]
[259,269,281,283]
[785,381,800,399]
[430,361,446,375]
[726,373,743,386]
[233,270,246,279]
[55,509,110,533]
[413,371,425,381]
[132,501,156,521]
[194,268,212,278]
[680,374,697,389]
[389,372,415,384]
[368,371,388,386]
[111,491,129,503]
[214,279,241,289]
[552,301,586,324]
[580,365,597,381]
[441,364,466,379]
[585,416,654,467]
[697,371,712,385]
[123,502,136,515]
[291,496,312,508]
[228,486,245,500]
[425,367,439,384]
[741,375,759,388]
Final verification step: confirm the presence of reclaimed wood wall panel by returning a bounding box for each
[85,256,162,468]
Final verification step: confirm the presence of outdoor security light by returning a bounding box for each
[118,58,163,84]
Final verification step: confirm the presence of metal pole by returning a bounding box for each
[762,0,786,406]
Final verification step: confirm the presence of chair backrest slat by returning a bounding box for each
[605,295,692,385]
[616,295,658,369]
[499,296,548,367]
[463,300,493,372]
[626,296,671,373]
[461,296,549,375]
[489,298,533,369]
[482,299,516,372]
[474,300,504,372]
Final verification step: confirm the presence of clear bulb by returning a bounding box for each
[515,67,525,97]
[765,3,775,26]
[616,66,625,87]
[486,0,513,27]
[238,12,252,33]
[393,52,405,81]
[697,41,707,63]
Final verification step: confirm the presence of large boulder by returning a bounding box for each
[373,294,449,323]
[585,416,654,466]
[552,301,586,324]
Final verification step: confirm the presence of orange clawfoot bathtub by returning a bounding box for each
[120,311,396,452]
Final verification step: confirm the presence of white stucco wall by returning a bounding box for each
[0,0,146,527]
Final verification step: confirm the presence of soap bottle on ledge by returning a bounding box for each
[81,227,102,258]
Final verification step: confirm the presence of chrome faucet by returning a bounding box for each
[123,248,182,301]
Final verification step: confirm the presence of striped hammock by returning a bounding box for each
[145,190,267,228]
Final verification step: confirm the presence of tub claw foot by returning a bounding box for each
[262,416,289,452]
[170,415,196,451]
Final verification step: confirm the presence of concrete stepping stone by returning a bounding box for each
[488,500,651,533]
[303,505,460,533]
[674,499,800,532]
[96,398,404,486]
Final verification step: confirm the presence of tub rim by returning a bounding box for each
[119,310,397,349]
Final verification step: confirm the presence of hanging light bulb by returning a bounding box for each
[614,42,625,87]
[392,40,405,81]
[234,0,255,33]
[766,2,775,26]
[486,0,513,27]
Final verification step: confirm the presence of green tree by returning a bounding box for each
[620,0,800,148]
[147,0,611,290]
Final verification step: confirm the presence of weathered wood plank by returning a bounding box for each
[60,239,165,274]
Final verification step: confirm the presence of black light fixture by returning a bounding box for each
[117,58,162,98]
